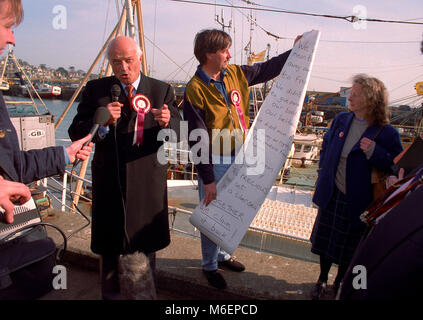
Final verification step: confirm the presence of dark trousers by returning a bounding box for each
[318,255,349,286]
[100,252,156,300]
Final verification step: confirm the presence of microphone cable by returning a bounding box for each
[110,83,132,252]
[63,106,111,247]
[113,120,132,252]
[55,161,92,260]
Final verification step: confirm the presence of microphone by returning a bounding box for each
[111,84,121,102]
[111,84,121,125]
[73,107,110,166]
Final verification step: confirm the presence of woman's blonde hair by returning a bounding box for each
[352,74,390,126]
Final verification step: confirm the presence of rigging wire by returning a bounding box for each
[98,0,112,76]
[395,96,423,107]
[143,34,190,78]
[317,39,420,44]
[185,57,197,82]
[314,62,423,70]
[390,73,423,93]
[126,1,190,80]
[173,0,420,45]
[314,64,423,76]
[165,55,195,80]
[391,101,423,123]
[310,75,350,84]
[170,0,423,26]
[101,0,112,46]
[390,94,421,104]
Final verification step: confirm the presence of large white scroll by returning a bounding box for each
[190,30,321,254]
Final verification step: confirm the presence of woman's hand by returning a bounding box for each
[360,137,375,152]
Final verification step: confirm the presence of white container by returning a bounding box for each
[10,114,56,150]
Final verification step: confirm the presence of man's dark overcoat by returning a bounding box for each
[339,166,423,299]
[68,74,181,255]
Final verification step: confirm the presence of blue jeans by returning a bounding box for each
[197,157,234,271]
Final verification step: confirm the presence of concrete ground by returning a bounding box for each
[41,209,339,301]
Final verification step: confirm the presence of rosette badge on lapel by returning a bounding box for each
[131,94,151,145]
[230,89,247,133]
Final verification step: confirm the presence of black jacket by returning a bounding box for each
[339,166,423,299]
[68,74,181,255]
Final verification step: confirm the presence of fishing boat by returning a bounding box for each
[36,83,61,98]
[0,78,9,90]
[23,83,61,99]
[292,133,322,166]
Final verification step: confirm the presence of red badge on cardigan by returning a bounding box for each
[230,89,247,132]
[230,89,241,106]
[339,131,344,138]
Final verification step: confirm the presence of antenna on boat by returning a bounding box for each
[215,8,232,32]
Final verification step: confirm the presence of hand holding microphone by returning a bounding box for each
[106,84,123,126]
[72,107,110,167]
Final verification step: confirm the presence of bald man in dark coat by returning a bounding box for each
[68,36,181,299]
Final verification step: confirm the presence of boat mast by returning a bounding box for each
[125,0,136,38]
[134,0,148,75]
[244,9,255,65]
[215,8,232,32]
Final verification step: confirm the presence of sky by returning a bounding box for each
[10,0,423,106]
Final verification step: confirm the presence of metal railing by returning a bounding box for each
[167,205,317,263]
[45,170,93,212]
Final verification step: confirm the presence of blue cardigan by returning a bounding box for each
[312,112,403,222]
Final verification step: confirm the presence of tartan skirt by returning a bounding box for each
[310,186,366,265]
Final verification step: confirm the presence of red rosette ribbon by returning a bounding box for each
[131,94,151,145]
[230,89,247,133]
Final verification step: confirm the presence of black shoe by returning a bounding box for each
[310,281,327,300]
[203,270,227,289]
[218,257,245,272]
[101,255,121,300]
[101,270,121,300]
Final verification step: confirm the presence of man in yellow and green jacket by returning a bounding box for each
[183,28,297,289]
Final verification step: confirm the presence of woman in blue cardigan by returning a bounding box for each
[309,74,403,299]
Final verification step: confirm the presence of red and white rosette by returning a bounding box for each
[132,94,151,114]
[131,94,151,145]
[230,89,247,133]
